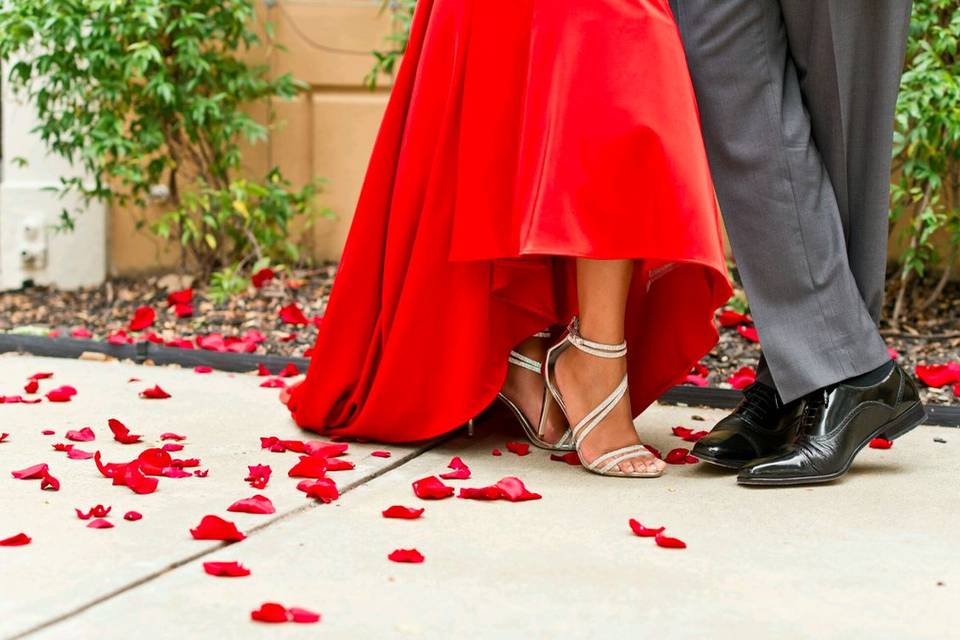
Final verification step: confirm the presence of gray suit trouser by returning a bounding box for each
[670,0,912,403]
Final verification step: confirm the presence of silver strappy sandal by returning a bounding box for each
[543,318,663,478]
[496,331,575,452]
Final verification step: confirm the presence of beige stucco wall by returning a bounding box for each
[109,0,392,275]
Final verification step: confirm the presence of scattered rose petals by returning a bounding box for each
[491,449,502,456]
[260,377,287,389]
[289,608,321,624]
[629,519,665,538]
[412,476,454,500]
[137,448,174,475]
[40,472,60,491]
[644,444,663,459]
[123,461,159,494]
[458,485,503,501]
[727,367,757,391]
[228,495,276,515]
[71,327,93,338]
[0,433,8,443]
[161,432,187,441]
[654,532,687,549]
[888,347,900,361]
[382,506,424,519]
[279,303,309,326]
[371,450,391,458]
[161,467,193,479]
[324,457,355,472]
[190,515,245,542]
[194,469,209,478]
[87,518,114,529]
[288,455,328,479]
[107,329,134,345]
[66,447,95,460]
[869,437,893,450]
[256,363,271,377]
[439,456,471,480]
[245,465,272,490]
[124,511,142,521]
[173,303,193,318]
[737,325,760,343]
[203,561,250,577]
[953,382,960,398]
[297,478,339,503]
[140,385,171,399]
[129,306,157,331]
[29,372,54,380]
[664,448,698,464]
[167,288,193,306]
[550,451,582,466]
[506,441,530,456]
[108,418,143,444]
[193,366,212,374]
[303,441,349,457]
[684,373,709,387]
[41,429,55,436]
[495,476,541,502]
[162,443,184,452]
[0,533,31,546]
[66,427,96,442]
[251,603,290,624]
[388,549,425,564]
[24,379,39,394]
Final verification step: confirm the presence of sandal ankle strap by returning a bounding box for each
[566,318,627,359]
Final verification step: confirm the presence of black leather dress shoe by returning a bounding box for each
[737,363,927,486]
[691,383,803,469]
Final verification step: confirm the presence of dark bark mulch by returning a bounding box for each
[1,268,957,405]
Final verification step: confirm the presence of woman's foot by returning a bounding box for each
[553,345,666,475]
[501,337,569,445]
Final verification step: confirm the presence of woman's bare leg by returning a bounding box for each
[554,259,666,474]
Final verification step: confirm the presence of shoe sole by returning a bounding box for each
[737,402,927,486]
[691,451,750,470]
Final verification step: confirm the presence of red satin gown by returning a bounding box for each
[285,0,732,442]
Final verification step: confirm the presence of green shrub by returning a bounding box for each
[0,0,322,285]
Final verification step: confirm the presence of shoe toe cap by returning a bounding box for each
[692,432,757,462]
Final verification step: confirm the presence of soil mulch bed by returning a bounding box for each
[1,268,958,405]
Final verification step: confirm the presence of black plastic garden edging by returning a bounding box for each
[2,333,959,428]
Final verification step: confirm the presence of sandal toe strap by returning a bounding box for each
[572,375,628,448]
[589,444,655,474]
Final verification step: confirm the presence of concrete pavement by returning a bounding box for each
[1,354,957,639]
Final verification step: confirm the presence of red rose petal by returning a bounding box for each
[439,456,471,480]
[108,418,143,444]
[458,485,503,501]
[495,476,541,502]
[45,386,77,402]
[737,324,760,343]
[203,561,251,577]
[303,441,349,457]
[644,444,663,459]
[388,548,425,563]
[193,365,212,374]
[124,511,142,521]
[24,379,39,394]
[162,467,193,479]
[654,532,687,549]
[279,363,300,378]
[256,363,271,377]
[162,443,184,452]
[505,441,530,456]
[137,448,173,475]
[549,451,582,466]
[278,303,309,326]
[87,518,114,529]
[66,427,95,442]
[41,429,55,436]
[288,607,321,624]
[167,288,193,306]
[66,447,95,460]
[228,495,276,515]
[382,505,424,519]
[0,533,31,546]
[727,367,757,391]
[672,426,694,439]
[371,450,391,458]
[128,306,156,331]
[107,329,133,345]
[40,471,60,491]
[252,267,275,288]
[194,469,209,478]
[718,309,753,327]
[297,478,340,503]
[12,463,49,479]
[29,372,54,380]
[251,603,289,623]
[324,457,355,472]
[491,448,502,456]
[123,461,159,494]
[869,437,893,450]
[190,515,245,542]
[245,464,272,490]
[915,363,960,388]
[684,373,710,387]
[412,476,454,500]
[953,382,960,398]
[71,327,93,339]
[888,347,900,361]
[93,451,129,480]
[664,448,690,465]
[76,505,111,520]
[0,433,9,443]
[161,432,187,441]
[260,377,287,389]
[140,385,171,399]
[174,303,193,318]
[628,519,665,538]
[288,455,328,479]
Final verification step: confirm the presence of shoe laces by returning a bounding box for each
[798,389,830,434]
[737,383,781,424]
